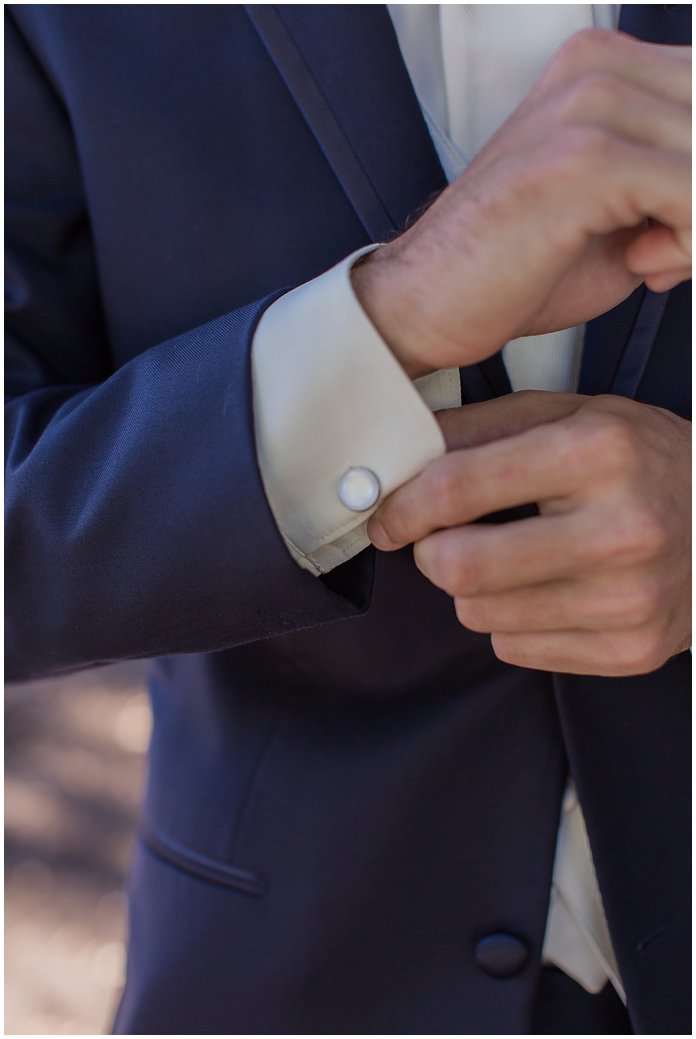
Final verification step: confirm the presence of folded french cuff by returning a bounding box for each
[251,246,460,575]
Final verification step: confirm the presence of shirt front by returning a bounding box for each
[252,2,625,1002]
[385,6,624,997]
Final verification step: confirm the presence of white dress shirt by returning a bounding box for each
[252,3,623,1001]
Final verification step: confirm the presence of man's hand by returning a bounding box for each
[367,394,691,677]
[352,30,691,378]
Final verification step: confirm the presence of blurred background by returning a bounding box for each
[5,661,151,1035]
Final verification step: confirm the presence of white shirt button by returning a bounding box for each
[338,467,381,512]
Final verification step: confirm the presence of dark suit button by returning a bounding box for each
[474,932,530,978]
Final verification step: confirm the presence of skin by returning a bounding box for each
[352,30,692,677]
[352,30,691,378]
[367,393,691,677]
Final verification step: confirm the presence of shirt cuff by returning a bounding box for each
[252,246,461,575]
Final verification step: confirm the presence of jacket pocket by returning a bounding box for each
[139,822,267,896]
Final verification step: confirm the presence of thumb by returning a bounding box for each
[625,223,691,276]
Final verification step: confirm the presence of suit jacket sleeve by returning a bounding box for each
[4,12,374,682]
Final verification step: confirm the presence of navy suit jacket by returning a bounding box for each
[5,5,691,1033]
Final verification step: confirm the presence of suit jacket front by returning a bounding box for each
[5,5,691,1033]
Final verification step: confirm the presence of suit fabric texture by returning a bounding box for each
[5,5,691,1033]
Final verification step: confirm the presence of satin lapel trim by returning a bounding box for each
[608,291,671,398]
[244,5,446,243]
[578,286,645,396]
[245,7,679,403]
[244,5,392,241]
[245,5,513,402]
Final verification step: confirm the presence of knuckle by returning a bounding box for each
[581,70,618,102]
[413,537,438,581]
[577,525,621,568]
[581,507,668,570]
[379,505,408,547]
[555,28,607,71]
[455,596,493,633]
[432,536,484,596]
[618,508,670,563]
[428,459,464,524]
[551,29,620,87]
[612,628,668,676]
[577,412,639,472]
[415,534,471,594]
[563,72,620,120]
[639,632,669,674]
[491,633,550,670]
[451,552,485,597]
[490,633,519,667]
[552,124,614,176]
[433,545,461,593]
[615,579,661,627]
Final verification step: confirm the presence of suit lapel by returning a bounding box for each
[247,5,688,405]
[244,4,446,243]
[578,286,646,395]
[246,4,509,403]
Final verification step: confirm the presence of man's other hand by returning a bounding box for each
[352,30,691,378]
[368,394,691,677]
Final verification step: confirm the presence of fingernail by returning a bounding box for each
[367,517,392,550]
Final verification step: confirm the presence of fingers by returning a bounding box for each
[536,30,692,109]
[490,625,670,677]
[625,223,692,273]
[369,420,582,552]
[372,397,678,557]
[533,35,692,245]
[598,138,693,241]
[606,82,691,154]
[556,75,692,155]
[559,134,692,240]
[616,142,691,235]
[644,267,692,292]
[626,222,692,289]
[435,391,587,451]
[454,568,664,634]
[411,513,613,597]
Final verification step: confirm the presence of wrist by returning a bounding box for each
[351,247,435,380]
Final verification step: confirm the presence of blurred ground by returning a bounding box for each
[5,661,151,1035]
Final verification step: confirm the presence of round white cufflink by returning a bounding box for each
[338,467,381,512]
